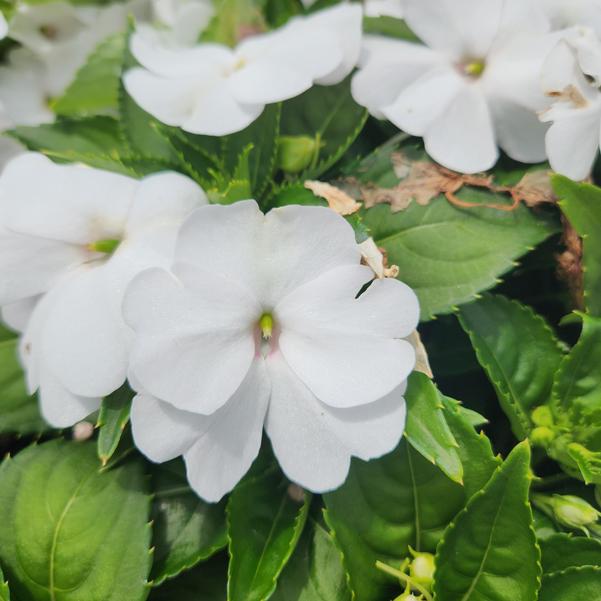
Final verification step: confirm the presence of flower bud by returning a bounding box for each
[394,593,422,601]
[531,405,554,427]
[530,426,555,447]
[276,135,318,173]
[408,548,435,590]
[534,493,601,534]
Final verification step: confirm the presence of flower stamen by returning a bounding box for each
[464,59,485,78]
[259,313,274,339]
[88,238,120,254]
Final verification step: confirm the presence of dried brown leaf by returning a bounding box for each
[304,180,361,215]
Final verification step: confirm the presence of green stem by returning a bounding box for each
[375,561,433,601]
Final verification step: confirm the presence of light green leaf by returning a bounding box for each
[271,519,352,601]
[0,566,9,601]
[227,460,311,601]
[553,175,601,315]
[96,385,133,466]
[0,337,45,434]
[539,566,601,600]
[433,442,540,601]
[269,182,325,208]
[458,294,564,439]
[151,460,227,586]
[362,16,421,41]
[0,440,152,601]
[540,533,601,573]
[567,443,601,485]
[404,372,463,483]
[280,77,368,179]
[53,33,125,117]
[149,553,227,601]
[323,440,467,601]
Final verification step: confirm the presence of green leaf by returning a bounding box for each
[227,461,311,601]
[0,566,9,601]
[149,553,227,601]
[362,16,421,42]
[0,337,45,434]
[567,443,601,485]
[96,385,133,466]
[280,77,368,179]
[433,442,540,601]
[539,566,601,601]
[0,440,152,601]
[458,294,564,439]
[269,182,325,208]
[323,440,467,601]
[553,175,601,315]
[151,460,227,585]
[540,533,601,573]
[271,519,351,601]
[53,33,125,117]
[404,372,463,483]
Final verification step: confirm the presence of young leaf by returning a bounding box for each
[540,533,601,573]
[553,175,601,315]
[280,77,368,179]
[271,519,352,601]
[0,440,152,601]
[96,385,133,465]
[364,198,557,321]
[433,442,540,601]
[227,461,311,601]
[149,553,228,601]
[0,337,46,434]
[0,566,9,601]
[53,33,125,117]
[539,566,601,601]
[404,372,463,483]
[151,460,227,585]
[566,443,601,485]
[458,294,564,439]
[323,440,468,601]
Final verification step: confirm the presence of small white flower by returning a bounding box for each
[0,153,206,427]
[365,0,404,19]
[540,27,601,179]
[352,0,557,173]
[123,3,362,136]
[123,200,419,502]
[538,0,601,34]
[149,0,214,46]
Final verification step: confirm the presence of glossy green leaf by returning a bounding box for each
[458,294,564,438]
[271,519,351,601]
[53,33,125,117]
[0,337,45,434]
[404,372,463,483]
[151,460,227,585]
[280,77,368,179]
[96,385,133,465]
[433,442,540,601]
[540,533,601,573]
[0,566,9,601]
[227,462,311,601]
[149,554,227,601]
[539,566,601,601]
[553,175,601,315]
[269,182,325,208]
[0,440,152,601]
[323,440,468,601]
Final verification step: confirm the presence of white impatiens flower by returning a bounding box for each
[540,27,601,180]
[0,153,206,427]
[352,0,558,173]
[149,0,214,46]
[124,3,362,135]
[124,200,419,502]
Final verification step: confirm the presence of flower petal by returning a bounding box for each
[265,354,406,492]
[1,296,38,333]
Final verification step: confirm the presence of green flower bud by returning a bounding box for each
[534,493,601,534]
[530,426,555,447]
[276,135,318,173]
[408,548,435,590]
[531,405,554,427]
[394,593,422,601]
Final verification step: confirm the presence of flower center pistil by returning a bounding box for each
[88,238,121,254]
[259,312,274,339]
[463,59,486,78]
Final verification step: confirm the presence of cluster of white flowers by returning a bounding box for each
[0,152,419,501]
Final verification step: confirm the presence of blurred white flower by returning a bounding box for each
[148,0,214,46]
[540,27,601,179]
[352,0,557,173]
[0,153,206,427]
[365,0,404,19]
[538,0,601,34]
[124,200,419,502]
[124,3,362,135]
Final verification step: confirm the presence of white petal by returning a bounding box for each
[424,83,498,173]
[124,266,258,414]
[0,153,136,244]
[403,0,503,60]
[1,296,39,333]
[265,354,407,493]
[184,360,270,502]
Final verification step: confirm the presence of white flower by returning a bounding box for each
[352,0,558,173]
[123,200,419,502]
[540,27,601,179]
[123,3,362,136]
[365,0,404,19]
[0,153,206,427]
[538,0,601,34]
[149,0,214,46]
